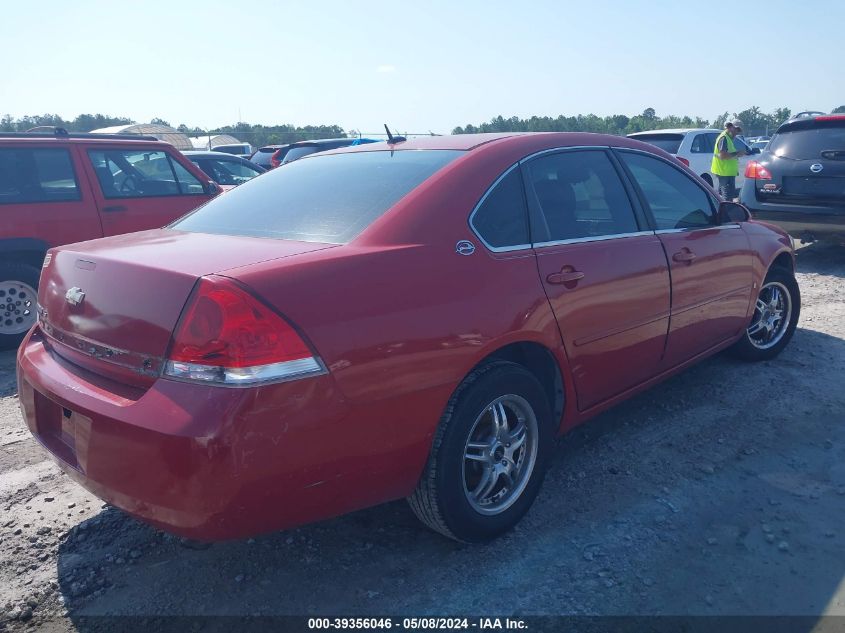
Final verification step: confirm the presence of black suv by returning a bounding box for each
[740,114,845,241]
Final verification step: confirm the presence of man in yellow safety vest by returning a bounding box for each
[711,120,747,200]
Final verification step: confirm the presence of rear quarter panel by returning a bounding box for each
[221,142,571,500]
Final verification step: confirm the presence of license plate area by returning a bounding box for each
[783,176,845,199]
[34,391,82,471]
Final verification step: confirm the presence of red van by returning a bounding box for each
[0,129,220,348]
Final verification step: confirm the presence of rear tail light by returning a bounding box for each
[675,156,690,167]
[164,276,324,386]
[745,161,772,180]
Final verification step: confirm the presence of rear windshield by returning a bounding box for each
[172,150,463,243]
[281,146,321,163]
[629,133,684,154]
[769,120,845,159]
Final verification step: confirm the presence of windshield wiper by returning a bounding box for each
[820,150,845,161]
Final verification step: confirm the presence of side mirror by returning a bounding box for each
[204,180,221,195]
[719,201,751,224]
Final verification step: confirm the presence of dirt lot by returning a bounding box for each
[1,243,844,631]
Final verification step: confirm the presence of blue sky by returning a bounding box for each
[1,0,843,134]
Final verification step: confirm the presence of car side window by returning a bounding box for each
[87,149,201,199]
[523,150,638,243]
[471,167,529,249]
[0,148,80,204]
[168,159,205,194]
[690,134,709,153]
[619,152,715,230]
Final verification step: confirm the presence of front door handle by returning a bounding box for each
[546,269,585,285]
[102,205,127,213]
[672,249,697,263]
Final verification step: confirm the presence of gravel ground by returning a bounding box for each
[1,242,844,631]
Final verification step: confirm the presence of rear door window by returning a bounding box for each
[87,149,202,198]
[523,150,639,242]
[0,148,80,204]
[619,151,715,230]
[173,150,463,243]
[629,134,684,154]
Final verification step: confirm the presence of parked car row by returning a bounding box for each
[15,130,800,543]
[0,128,387,349]
[631,115,844,242]
[250,137,379,169]
[0,130,222,347]
[627,128,760,190]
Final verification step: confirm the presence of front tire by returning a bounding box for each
[0,263,40,351]
[730,267,800,361]
[408,361,554,542]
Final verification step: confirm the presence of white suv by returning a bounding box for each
[627,128,756,191]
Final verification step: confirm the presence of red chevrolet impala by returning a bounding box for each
[17,133,799,542]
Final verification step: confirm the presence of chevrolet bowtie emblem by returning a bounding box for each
[65,287,85,306]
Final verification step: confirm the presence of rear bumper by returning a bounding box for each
[740,181,845,239]
[16,327,415,540]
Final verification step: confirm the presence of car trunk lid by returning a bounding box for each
[37,229,336,387]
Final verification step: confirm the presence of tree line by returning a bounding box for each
[453,105,845,138]
[3,105,844,146]
[0,114,347,147]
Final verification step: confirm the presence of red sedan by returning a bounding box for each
[17,133,800,542]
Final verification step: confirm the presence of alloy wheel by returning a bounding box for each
[747,281,792,350]
[462,394,539,516]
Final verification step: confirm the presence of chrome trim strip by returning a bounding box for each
[533,230,655,249]
[654,224,741,234]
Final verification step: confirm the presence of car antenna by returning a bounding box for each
[384,124,406,144]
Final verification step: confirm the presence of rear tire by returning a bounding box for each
[408,361,554,542]
[729,267,800,361]
[0,262,39,351]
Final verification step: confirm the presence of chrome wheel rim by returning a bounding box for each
[0,280,36,336]
[462,394,539,516]
[747,281,792,350]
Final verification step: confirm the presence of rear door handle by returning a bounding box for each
[102,205,127,213]
[672,249,697,263]
[546,270,585,285]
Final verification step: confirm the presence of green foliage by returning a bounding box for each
[833,105,845,114]
[454,106,795,137]
[204,123,347,148]
[0,114,347,147]
[0,113,134,133]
